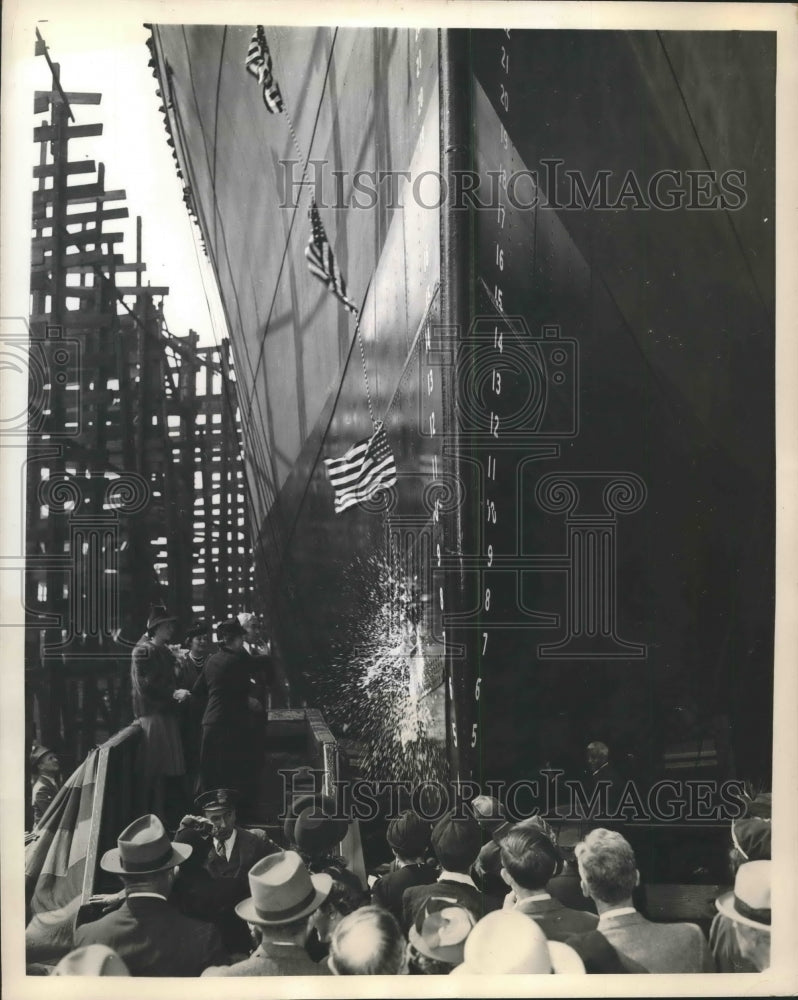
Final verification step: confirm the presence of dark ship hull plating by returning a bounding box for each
[151,26,774,846]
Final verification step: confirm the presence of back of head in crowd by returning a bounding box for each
[574,828,638,905]
[386,810,431,862]
[499,824,561,891]
[329,906,407,975]
[431,810,481,874]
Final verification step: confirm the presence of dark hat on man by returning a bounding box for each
[235,850,332,926]
[294,804,349,857]
[195,788,239,814]
[30,743,55,768]
[283,792,338,845]
[216,618,246,641]
[183,620,211,646]
[408,895,476,965]
[387,810,432,857]
[731,816,771,862]
[100,814,192,875]
[146,604,177,632]
[431,811,482,871]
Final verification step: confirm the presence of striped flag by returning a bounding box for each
[305,200,359,315]
[245,26,284,114]
[324,424,397,513]
[25,750,100,963]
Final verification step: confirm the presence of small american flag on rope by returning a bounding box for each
[245,26,284,114]
[324,424,397,514]
[305,200,359,315]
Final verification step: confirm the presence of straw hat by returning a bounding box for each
[452,910,585,975]
[715,859,771,931]
[52,945,130,976]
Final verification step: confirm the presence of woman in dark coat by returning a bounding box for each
[131,605,190,823]
[195,619,261,802]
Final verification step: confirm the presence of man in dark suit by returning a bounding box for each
[498,822,599,940]
[195,788,279,953]
[574,827,715,973]
[402,811,498,931]
[194,619,260,800]
[74,814,228,976]
[372,810,436,922]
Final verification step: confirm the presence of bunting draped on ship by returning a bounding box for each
[305,199,359,315]
[25,750,100,963]
[324,424,397,513]
[245,26,284,114]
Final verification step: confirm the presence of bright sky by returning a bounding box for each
[26,16,228,347]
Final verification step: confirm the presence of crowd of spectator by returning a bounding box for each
[33,779,773,977]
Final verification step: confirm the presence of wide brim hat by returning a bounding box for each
[408,896,476,964]
[100,813,192,875]
[470,795,506,830]
[146,605,177,632]
[715,859,771,931]
[452,939,585,975]
[52,944,130,976]
[235,850,332,926]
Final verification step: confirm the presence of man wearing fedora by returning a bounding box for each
[131,606,191,826]
[195,618,263,801]
[74,814,229,976]
[202,851,332,976]
[710,814,771,971]
[714,859,771,971]
[406,895,476,973]
[193,788,279,952]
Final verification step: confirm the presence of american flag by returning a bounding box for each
[324,425,397,514]
[305,200,359,315]
[245,26,284,114]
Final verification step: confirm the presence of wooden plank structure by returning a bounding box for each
[25,36,255,814]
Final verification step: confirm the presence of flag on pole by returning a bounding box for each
[245,26,284,114]
[305,200,359,315]
[324,424,397,513]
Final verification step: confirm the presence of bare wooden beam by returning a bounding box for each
[33,160,97,178]
[34,122,103,143]
[32,231,125,251]
[59,261,146,273]
[60,252,126,267]
[33,183,126,206]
